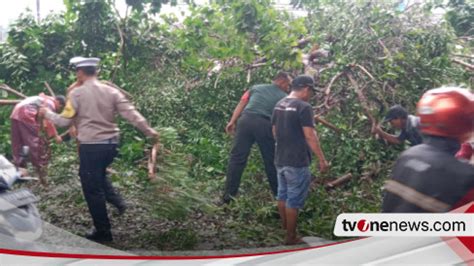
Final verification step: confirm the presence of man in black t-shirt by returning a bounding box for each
[272,75,329,245]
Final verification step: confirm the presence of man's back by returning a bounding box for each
[69,79,122,142]
[383,136,474,212]
[11,95,55,125]
[244,84,287,119]
[272,97,314,168]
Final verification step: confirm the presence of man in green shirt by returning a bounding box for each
[223,72,291,204]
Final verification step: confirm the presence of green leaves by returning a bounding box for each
[146,127,214,220]
[126,0,178,14]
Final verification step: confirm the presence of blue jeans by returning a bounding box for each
[276,166,311,209]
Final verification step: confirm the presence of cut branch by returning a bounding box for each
[44,82,56,97]
[59,130,70,138]
[314,115,341,134]
[0,99,21,105]
[246,62,268,70]
[148,143,160,181]
[452,58,474,71]
[325,173,353,189]
[353,64,375,80]
[323,71,345,109]
[324,71,345,96]
[101,80,133,99]
[452,54,474,59]
[0,84,27,99]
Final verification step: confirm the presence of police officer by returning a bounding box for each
[382,87,474,213]
[40,57,159,242]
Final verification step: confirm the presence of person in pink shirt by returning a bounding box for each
[10,93,65,185]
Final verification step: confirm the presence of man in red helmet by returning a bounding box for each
[382,87,474,213]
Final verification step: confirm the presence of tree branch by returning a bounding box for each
[314,115,342,134]
[0,99,21,105]
[44,82,56,97]
[323,71,345,108]
[101,80,133,99]
[452,58,474,71]
[452,54,474,59]
[353,64,375,80]
[325,173,353,189]
[346,72,376,126]
[0,84,27,99]
[148,143,160,181]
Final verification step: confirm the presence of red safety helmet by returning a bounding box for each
[417,87,474,141]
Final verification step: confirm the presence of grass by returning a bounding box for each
[21,134,392,251]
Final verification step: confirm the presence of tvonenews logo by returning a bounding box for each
[334,214,474,237]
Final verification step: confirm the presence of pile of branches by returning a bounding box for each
[302,1,471,128]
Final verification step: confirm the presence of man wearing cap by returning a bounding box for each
[39,56,159,242]
[10,93,66,186]
[272,75,329,245]
[372,105,423,146]
[222,72,292,204]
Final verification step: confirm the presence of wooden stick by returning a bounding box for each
[354,64,375,80]
[43,82,56,97]
[101,80,133,99]
[314,115,341,134]
[0,99,21,105]
[148,143,159,181]
[246,62,267,69]
[0,84,27,99]
[323,71,345,108]
[58,130,70,138]
[324,71,345,96]
[452,58,474,71]
[452,54,474,59]
[325,173,353,189]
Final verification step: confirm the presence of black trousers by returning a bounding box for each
[79,144,124,233]
[224,113,278,202]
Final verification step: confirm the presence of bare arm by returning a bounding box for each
[303,127,329,172]
[373,126,402,144]
[226,97,249,135]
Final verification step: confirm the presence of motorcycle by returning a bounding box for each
[0,146,42,247]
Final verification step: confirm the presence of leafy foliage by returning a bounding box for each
[145,127,215,219]
[444,0,474,37]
